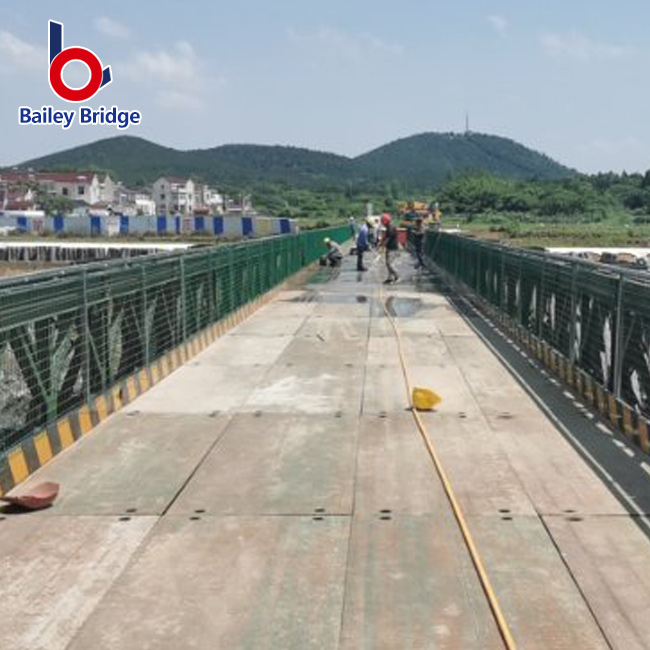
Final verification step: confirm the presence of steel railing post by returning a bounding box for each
[180,255,187,341]
[142,264,149,366]
[538,257,546,338]
[517,252,523,326]
[500,248,506,312]
[569,262,578,363]
[82,269,91,400]
[613,273,626,398]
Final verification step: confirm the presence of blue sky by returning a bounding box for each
[1,0,648,173]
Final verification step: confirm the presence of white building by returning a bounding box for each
[0,171,116,206]
[153,177,196,215]
[134,193,156,216]
[116,186,156,216]
[194,182,224,213]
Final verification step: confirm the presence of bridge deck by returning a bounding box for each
[3,250,650,649]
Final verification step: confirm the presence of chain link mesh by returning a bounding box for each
[0,227,348,452]
[425,231,650,419]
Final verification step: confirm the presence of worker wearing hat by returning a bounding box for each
[323,237,344,267]
[381,214,399,284]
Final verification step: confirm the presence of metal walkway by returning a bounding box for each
[3,249,650,649]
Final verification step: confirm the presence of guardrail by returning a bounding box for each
[0,226,348,453]
[425,232,650,440]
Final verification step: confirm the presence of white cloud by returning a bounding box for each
[540,30,629,62]
[121,42,224,112]
[487,15,507,36]
[0,30,44,71]
[157,90,204,111]
[124,41,202,86]
[288,26,403,63]
[94,16,130,40]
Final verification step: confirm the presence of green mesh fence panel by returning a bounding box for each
[424,231,650,418]
[0,226,348,452]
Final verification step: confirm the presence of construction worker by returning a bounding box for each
[348,216,356,238]
[381,214,399,284]
[367,218,376,250]
[356,218,371,271]
[412,217,425,269]
[323,237,343,267]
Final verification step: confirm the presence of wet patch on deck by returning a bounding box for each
[376,297,424,318]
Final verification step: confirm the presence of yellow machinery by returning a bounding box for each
[399,200,441,227]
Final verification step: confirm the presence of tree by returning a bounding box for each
[39,194,75,215]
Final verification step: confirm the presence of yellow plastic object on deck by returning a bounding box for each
[412,387,442,411]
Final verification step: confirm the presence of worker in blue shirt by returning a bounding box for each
[356,218,371,271]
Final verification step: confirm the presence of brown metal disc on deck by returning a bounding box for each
[1,482,59,510]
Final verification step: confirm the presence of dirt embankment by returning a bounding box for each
[0,262,69,278]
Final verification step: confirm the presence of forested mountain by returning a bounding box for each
[13,132,575,190]
[355,133,575,186]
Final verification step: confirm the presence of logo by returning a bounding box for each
[48,20,111,103]
[18,20,141,130]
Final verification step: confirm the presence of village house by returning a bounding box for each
[0,170,116,207]
[152,177,195,216]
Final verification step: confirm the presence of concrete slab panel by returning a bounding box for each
[481,411,627,511]
[366,334,451,367]
[444,336,541,416]
[354,414,448,515]
[229,315,307,336]
[362,364,483,417]
[190,335,292,366]
[277,336,367,368]
[339,514,503,649]
[125,365,269,414]
[0,515,155,650]
[170,413,357,515]
[311,302,372,319]
[444,337,628,515]
[544,515,650,650]
[243,363,364,414]
[296,317,369,340]
[468,515,610,650]
[11,413,231,515]
[431,413,537,516]
[435,314,478,337]
[66,516,350,650]
[273,289,316,303]
[256,301,317,318]
[371,316,441,338]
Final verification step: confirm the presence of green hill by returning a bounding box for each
[354,132,575,186]
[12,132,575,189]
